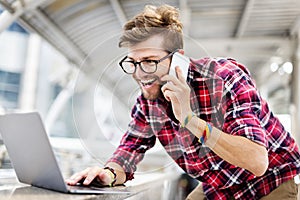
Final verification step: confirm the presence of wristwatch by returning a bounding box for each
[104,167,117,187]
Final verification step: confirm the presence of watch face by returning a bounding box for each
[104,167,117,186]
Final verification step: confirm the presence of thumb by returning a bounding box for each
[98,170,113,185]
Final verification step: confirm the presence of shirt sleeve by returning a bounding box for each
[106,99,156,182]
[221,60,268,148]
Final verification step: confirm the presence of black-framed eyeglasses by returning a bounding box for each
[119,50,177,74]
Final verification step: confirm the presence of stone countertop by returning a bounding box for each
[0,169,188,200]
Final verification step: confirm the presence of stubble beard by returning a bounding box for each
[133,74,165,100]
[141,83,163,100]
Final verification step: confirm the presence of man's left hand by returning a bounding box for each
[161,66,192,123]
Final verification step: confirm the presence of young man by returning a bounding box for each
[67,4,300,199]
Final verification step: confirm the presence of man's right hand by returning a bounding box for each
[66,166,113,186]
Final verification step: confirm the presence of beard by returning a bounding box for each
[133,74,166,100]
[141,83,163,100]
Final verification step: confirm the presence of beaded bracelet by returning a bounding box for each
[199,122,212,144]
[180,112,196,128]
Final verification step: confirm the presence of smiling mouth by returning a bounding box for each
[140,78,157,87]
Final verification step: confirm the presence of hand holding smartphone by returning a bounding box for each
[169,52,190,79]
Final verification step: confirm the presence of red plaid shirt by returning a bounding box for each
[107,57,300,199]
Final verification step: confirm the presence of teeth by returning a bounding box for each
[140,78,156,84]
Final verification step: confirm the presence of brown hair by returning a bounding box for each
[119,4,183,52]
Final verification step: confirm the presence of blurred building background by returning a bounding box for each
[0,0,299,179]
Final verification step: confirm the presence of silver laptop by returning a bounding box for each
[0,112,131,195]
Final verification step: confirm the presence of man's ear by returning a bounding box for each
[177,49,184,55]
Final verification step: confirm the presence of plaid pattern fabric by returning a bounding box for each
[107,57,300,199]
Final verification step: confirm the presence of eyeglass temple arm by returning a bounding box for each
[158,49,179,62]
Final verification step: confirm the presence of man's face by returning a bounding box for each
[127,35,171,100]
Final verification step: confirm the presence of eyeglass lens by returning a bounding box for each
[122,60,157,74]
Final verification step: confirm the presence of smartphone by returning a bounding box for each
[169,52,190,79]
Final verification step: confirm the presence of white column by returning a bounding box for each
[291,28,300,145]
[19,33,41,110]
